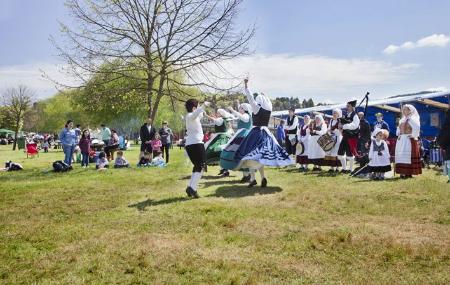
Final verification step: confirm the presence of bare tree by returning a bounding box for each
[1,85,34,150]
[50,0,254,121]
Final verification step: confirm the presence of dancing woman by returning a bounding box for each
[235,79,293,187]
[394,104,422,179]
[184,99,211,198]
[220,103,253,182]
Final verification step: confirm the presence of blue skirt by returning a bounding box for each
[220,128,251,170]
[235,127,293,169]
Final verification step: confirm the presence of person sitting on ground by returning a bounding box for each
[96,152,109,170]
[151,151,166,167]
[150,133,162,158]
[114,151,130,168]
[137,151,152,167]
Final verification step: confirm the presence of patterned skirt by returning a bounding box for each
[220,128,251,170]
[235,127,293,169]
[395,138,422,175]
[205,133,231,165]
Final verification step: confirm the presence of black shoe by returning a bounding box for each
[335,169,340,173]
[222,170,230,177]
[312,167,319,172]
[328,169,334,173]
[340,170,347,174]
[240,175,250,183]
[261,178,267,188]
[447,180,450,183]
[298,167,305,172]
[400,175,406,179]
[192,191,200,199]
[248,180,257,188]
[218,169,225,175]
[185,186,194,197]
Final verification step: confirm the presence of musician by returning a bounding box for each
[325,108,343,172]
[235,79,293,188]
[394,104,422,179]
[373,112,390,134]
[296,115,311,172]
[337,100,360,173]
[307,115,328,171]
[284,107,299,157]
[184,99,211,198]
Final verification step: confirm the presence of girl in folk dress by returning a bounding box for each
[395,104,422,179]
[235,79,293,188]
[307,115,328,171]
[220,103,253,182]
[368,129,391,180]
[325,108,343,173]
[296,115,311,172]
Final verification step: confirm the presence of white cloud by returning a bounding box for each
[209,54,419,101]
[0,63,78,99]
[383,34,450,54]
[425,86,448,93]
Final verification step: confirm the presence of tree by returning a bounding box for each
[51,0,254,122]
[1,86,34,150]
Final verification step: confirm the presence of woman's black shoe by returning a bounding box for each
[222,171,230,177]
[185,186,194,197]
[240,175,250,183]
[261,178,267,188]
[248,180,257,188]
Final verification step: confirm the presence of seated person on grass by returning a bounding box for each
[137,151,152,167]
[114,151,129,168]
[96,152,109,170]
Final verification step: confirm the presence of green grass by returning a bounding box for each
[0,144,449,284]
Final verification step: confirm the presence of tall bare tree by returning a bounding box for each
[51,0,254,121]
[1,85,34,150]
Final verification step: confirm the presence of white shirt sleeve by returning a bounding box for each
[244,88,260,114]
[396,126,400,136]
[231,110,250,122]
[369,142,374,160]
[316,124,328,136]
[284,116,298,131]
[213,117,224,126]
[191,105,205,119]
[343,114,360,130]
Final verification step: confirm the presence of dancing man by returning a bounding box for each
[337,100,360,174]
[184,99,210,198]
[235,79,293,187]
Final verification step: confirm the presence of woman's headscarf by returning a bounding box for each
[400,104,420,125]
[255,93,273,112]
[314,114,325,126]
[303,115,311,125]
[239,103,252,114]
[332,108,342,118]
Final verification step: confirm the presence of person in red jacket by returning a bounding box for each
[78,130,91,168]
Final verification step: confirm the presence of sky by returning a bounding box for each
[1,0,449,103]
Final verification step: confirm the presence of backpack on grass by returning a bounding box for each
[52,161,72,172]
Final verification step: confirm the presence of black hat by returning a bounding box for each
[347,100,357,107]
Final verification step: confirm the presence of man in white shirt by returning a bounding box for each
[185,99,210,198]
[284,107,299,157]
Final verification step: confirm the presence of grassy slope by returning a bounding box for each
[0,145,449,284]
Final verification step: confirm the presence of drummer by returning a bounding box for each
[325,108,343,173]
[284,107,299,159]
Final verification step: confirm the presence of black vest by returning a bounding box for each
[340,111,359,138]
[286,116,297,134]
[215,121,226,133]
[253,108,271,127]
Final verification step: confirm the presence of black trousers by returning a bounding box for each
[185,143,206,172]
[161,143,170,163]
[285,137,297,155]
[104,144,119,157]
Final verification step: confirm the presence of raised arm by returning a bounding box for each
[244,79,259,113]
[230,109,250,122]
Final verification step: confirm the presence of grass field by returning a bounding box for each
[0,144,449,284]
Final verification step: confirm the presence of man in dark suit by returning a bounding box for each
[140,117,156,159]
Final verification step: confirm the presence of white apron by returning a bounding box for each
[395,134,412,164]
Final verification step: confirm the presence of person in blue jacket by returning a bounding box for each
[59,120,77,166]
[276,120,286,147]
[373,113,390,135]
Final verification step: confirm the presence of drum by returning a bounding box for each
[317,133,336,152]
[296,142,305,155]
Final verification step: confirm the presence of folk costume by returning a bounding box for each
[284,111,299,156]
[220,103,253,182]
[307,115,328,170]
[235,85,293,187]
[394,104,422,178]
[324,108,343,171]
[368,129,392,180]
[338,100,360,173]
[296,115,311,171]
[205,109,233,167]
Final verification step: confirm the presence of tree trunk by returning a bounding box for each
[12,117,20,151]
[150,74,166,123]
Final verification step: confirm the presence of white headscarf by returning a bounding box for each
[217,108,233,119]
[332,108,342,118]
[314,114,325,126]
[239,103,252,114]
[400,104,420,125]
[255,93,272,112]
[303,115,311,125]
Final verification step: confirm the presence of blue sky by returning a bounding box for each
[1,0,449,102]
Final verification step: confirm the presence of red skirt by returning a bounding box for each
[395,139,422,175]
